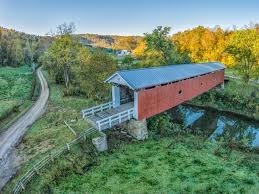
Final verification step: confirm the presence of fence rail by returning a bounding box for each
[81,101,114,118]
[96,108,134,131]
[13,127,97,194]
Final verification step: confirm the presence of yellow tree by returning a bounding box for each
[226,29,259,82]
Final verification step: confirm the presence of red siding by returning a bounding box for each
[137,70,224,120]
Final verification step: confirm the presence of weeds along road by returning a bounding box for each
[0,68,49,190]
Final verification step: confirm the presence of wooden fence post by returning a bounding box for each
[66,143,70,151]
[20,182,25,190]
[49,152,54,162]
[33,165,40,175]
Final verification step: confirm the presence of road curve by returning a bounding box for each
[0,68,49,190]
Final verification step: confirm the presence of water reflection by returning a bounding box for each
[169,105,259,147]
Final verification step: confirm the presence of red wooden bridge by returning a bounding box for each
[82,62,225,131]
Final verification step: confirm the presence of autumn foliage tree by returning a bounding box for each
[226,29,259,82]
[173,26,234,66]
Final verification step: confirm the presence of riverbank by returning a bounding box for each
[189,80,259,120]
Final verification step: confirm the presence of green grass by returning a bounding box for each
[3,70,97,193]
[11,132,259,194]
[0,65,34,132]
[0,65,33,100]
[0,100,19,118]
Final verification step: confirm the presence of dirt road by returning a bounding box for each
[0,68,49,190]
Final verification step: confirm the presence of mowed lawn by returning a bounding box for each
[0,65,33,120]
[47,135,259,193]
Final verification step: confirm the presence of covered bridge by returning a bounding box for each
[82,62,225,131]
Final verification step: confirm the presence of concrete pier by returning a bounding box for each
[127,119,148,140]
[92,132,108,152]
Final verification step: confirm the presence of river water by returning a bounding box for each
[168,105,259,147]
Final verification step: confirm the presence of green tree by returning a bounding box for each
[40,23,82,94]
[41,34,83,94]
[137,26,190,67]
[144,26,178,64]
[11,39,24,67]
[226,29,259,82]
[24,40,34,64]
[77,49,117,100]
[121,55,134,69]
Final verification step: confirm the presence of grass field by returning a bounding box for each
[0,65,34,132]
[8,132,259,193]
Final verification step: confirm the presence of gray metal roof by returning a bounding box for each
[105,62,225,90]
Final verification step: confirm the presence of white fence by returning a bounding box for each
[13,127,97,194]
[96,108,134,130]
[81,101,114,118]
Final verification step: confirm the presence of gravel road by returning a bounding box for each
[0,68,49,191]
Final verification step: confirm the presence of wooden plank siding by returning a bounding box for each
[137,70,224,120]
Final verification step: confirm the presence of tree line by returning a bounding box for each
[1,23,258,100]
[0,27,52,67]
[132,25,259,81]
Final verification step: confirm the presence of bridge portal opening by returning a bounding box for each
[120,85,134,105]
[111,84,137,120]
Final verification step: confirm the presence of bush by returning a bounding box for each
[147,113,173,136]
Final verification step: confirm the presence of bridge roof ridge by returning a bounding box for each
[106,62,225,90]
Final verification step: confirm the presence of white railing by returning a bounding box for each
[81,101,114,118]
[96,108,134,131]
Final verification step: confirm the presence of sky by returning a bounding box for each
[0,0,259,36]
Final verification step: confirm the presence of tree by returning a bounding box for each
[11,39,24,67]
[133,26,190,67]
[133,38,146,57]
[121,55,135,69]
[0,27,46,67]
[77,49,117,100]
[144,26,175,64]
[24,39,34,64]
[226,29,259,82]
[173,26,234,66]
[40,23,82,94]
[41,34,84,94]
[56,22,76,35]
[112,36,139,51]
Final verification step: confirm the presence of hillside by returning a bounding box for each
[77,34,142,50]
